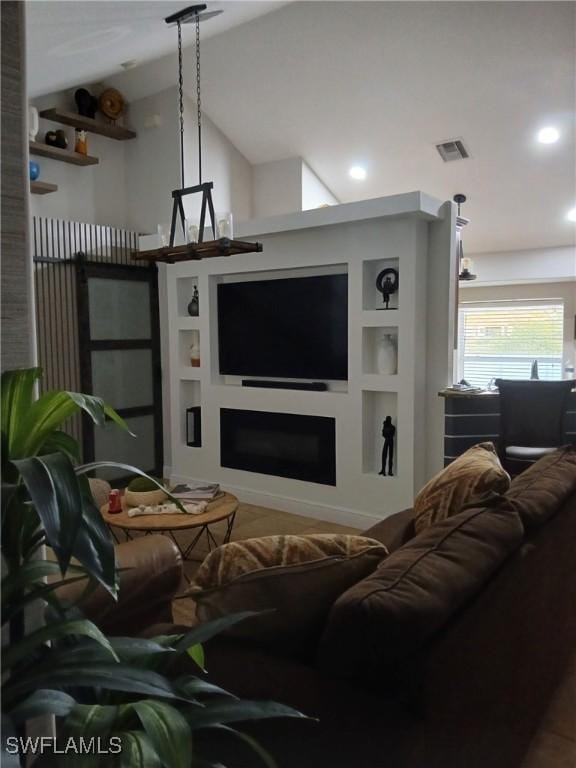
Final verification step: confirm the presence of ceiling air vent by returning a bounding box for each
[435,139,470,162]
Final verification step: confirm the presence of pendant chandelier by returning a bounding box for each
[135,4,262,264]
[454,194,476,281]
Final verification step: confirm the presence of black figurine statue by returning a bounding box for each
[379,415,396,476]
[375,267,399,309]
[75,88,98,119]
[187,286,199,317]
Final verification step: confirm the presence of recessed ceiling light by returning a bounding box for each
[121,60,138,70]
[566,207,576,223]
[349,165,367,181]
[537,126,560,144]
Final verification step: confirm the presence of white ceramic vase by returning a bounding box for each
[28,106,39,142]
[376,334,397,375]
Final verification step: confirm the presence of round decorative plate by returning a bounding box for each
[98,88,125,120]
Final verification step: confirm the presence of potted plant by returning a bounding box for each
[1,367,304,767]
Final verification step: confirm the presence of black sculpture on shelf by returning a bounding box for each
[75,88,98,119]
[379,416,396,476]
[187,286,199,317]
[376,267,399,309]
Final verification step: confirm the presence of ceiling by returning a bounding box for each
[27,1,576,254]
[26,0,287,97]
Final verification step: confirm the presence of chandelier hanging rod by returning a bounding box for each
[165,5,222,26]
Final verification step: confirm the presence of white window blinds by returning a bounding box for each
[458,301,564,388]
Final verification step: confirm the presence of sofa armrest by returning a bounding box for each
[363,508,415,552]
[58,535,183,635]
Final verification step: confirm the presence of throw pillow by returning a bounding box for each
[414,442,510,533]
[189,534,387,659]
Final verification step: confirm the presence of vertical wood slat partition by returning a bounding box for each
[32,216,142,452]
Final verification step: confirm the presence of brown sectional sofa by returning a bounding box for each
[78,448,576,768]
[201,447,576,768]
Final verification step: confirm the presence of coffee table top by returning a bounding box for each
[101,491,238,531]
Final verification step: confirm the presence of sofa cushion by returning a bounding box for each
[189,534,387,659]
[414,442,511,533]
[504,446,576,531]
[317,502,524,682]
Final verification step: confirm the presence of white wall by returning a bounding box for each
[252,158,302,219]
[30,89,127,227]
[467,246,576,285]
[30,86,254,235]
[124,88,180,235]
[252,157,338,218]
[301,162,339,210]
[182,94,253,227]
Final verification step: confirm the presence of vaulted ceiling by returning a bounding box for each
[27,1,576,254]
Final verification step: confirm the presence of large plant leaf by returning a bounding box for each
[1,367,41,458]
[133,700,193,768]
[176,677,238,701]
[3,618,119,669]
[65,703,120,737]
[120,732,162,768]
[172,612,261,655]
[2,574,89,625]
[2,559,85,605]
[186,700,306,730]
[3,664,184,706]
[11,389,133,460]
[10,689,77,723]
[71,490,117,595]
[13,453,83,573]
[40,430,80,463]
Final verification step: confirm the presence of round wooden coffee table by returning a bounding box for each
[101,492,239,562]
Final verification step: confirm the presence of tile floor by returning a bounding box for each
[168,501,575,768]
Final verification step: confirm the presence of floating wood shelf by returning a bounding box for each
[133,238,263,264]
[29,141,99,166]
[30,181,58,195]
[39,108,137,141]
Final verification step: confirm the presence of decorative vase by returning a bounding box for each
[376,334,397,375]
[29,161,40,181]
[190,331,201,367]
[75,130,88,155]
[187,286,199,317]
[28,106,39,141]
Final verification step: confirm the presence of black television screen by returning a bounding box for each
[217,274,348,380]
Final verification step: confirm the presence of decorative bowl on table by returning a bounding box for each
[123,477,169,507]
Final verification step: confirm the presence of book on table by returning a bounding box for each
[170,482,220,501]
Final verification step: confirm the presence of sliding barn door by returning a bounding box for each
[77,259,163,482]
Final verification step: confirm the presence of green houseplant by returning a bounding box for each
[1,368,304,767]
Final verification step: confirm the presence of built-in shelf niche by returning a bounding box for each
[180,381,201,447]
[362,326,399,375]
[363,257,400,312]
[179,329,201,370]
[362,390,398,476]
[176,277,199,318]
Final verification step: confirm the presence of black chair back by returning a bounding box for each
[495,379,573,449]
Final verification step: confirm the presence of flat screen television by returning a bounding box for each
[217,273,348,380]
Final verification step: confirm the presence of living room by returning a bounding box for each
[1,2,575,767]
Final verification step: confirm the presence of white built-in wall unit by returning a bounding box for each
[161,192,456,528]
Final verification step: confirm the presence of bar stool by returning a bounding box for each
[495,379,574,475]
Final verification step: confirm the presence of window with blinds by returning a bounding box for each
[458,301,564,388]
